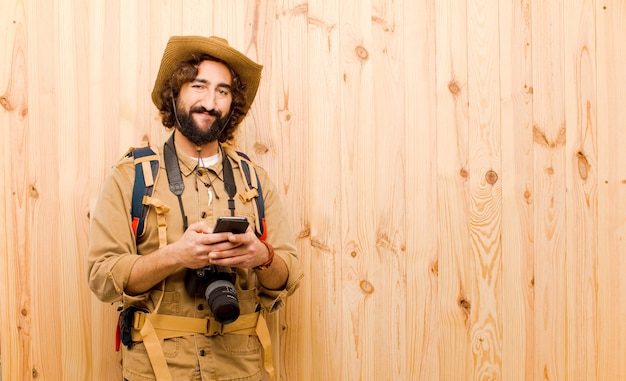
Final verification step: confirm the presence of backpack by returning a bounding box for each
[118,143,272,373]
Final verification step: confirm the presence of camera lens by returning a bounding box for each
[205,279,240,324]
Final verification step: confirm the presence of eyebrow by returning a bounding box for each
[192,78,232,90]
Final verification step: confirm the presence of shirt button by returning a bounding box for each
[197,304,204,311]
[201,211,207,218]
[199,349,206,357]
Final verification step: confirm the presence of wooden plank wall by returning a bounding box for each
[1,0,624,380]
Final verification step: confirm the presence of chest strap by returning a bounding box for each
[131,311,274,381]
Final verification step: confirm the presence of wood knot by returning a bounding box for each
[431,260,438,276]
[577,151,589,181]
[448,80,461,95]
[523,189,532,204]
[460,167,469,179]
[296,227,311,239]
[311,238,331,252]
[278,108,292,123]
[458,297,471,313]
[253,142,269,155]
[355,45,369,61]
[29,184,39,199]
[485,170,498,184]
[360,279,375,294]
[0,96,14,110]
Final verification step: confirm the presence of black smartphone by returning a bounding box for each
[213,216,249,234]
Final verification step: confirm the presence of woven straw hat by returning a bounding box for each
[151,35,263,114]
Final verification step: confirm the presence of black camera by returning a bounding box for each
[185,265,240,324]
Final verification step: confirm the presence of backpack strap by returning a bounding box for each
[230,149,266,240]
[129,146,160,238]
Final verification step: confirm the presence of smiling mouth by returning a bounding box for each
[194,111,215,119]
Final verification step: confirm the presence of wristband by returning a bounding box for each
[254,240,275,270]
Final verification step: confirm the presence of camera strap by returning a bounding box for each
[164,134,239,227]
[221,146,237,216]
[164,134,189,230]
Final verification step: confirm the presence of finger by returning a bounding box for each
[187,220,211,233]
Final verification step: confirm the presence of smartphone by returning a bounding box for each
[213,216,249,234]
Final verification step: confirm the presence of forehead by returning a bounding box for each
[194,60,233,85]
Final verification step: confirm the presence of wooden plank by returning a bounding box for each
[563,1,599,379]
[0,1,29,380]
[87,0,122,379]
[252,1,309,380]
[55,0,92,378]
[338,0,377,379]
[369,0,407,379]
[435,0,473,379]
[531,1,568,379]
[498,0,535,379]
[596,2,626,379]
[298,0,342,380]
[238,4,280,378]
[27,0,63,378]
[466,0,503,379]
[403,0,439,380]
[239,1,282,379]
[119,0,154,148]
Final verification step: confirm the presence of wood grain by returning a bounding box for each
[404,0,439,380]
[499,0,535,379]
[435,0,473,380]
[467,0,503,378]
[564,1,599,380]
[532,1,568,380]
[596,2,626,380]
[1,1,625,380]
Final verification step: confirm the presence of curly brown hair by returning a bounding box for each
[157,54,248,143]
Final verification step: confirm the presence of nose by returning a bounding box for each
[199,90,217,111]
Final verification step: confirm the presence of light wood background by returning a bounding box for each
[1,0,625,380]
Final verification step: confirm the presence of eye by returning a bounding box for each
[217,88,230,97]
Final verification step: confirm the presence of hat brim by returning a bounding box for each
[151,35,263,115]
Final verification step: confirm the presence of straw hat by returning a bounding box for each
[151,35,263,114]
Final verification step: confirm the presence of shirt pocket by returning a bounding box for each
[236,288,259,315]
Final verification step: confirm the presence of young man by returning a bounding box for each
[88,35,303,381]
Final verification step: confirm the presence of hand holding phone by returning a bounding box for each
[213,216,249,234]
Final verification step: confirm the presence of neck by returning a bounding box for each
[173,130,219,158]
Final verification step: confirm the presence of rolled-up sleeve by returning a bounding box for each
[88,160,145,304]
[253,167,304,312]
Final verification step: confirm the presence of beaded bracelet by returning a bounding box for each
[254,240,275,270]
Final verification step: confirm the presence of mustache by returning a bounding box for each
[190,106,222,118]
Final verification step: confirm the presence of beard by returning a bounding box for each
[175,105,230,146]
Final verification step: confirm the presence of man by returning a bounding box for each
[88,35,303,381]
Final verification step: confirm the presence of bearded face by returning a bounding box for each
[175,103,230,146]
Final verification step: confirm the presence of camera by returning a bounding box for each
[185,265,240,324]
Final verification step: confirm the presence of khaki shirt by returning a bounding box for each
[88,140,303,381]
